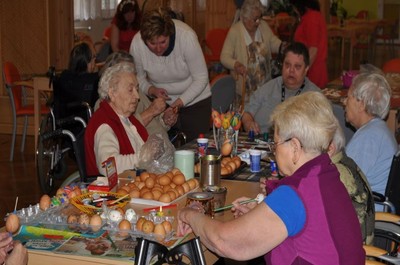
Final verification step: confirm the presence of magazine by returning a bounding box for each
[54,233,136,262]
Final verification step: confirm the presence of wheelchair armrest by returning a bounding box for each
[373,191,386,203]
[56,116,87,129]
[65,101,93,120]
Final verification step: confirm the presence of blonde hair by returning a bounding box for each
[270,91,337,154]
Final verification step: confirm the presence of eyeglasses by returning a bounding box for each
[271,138,292,153]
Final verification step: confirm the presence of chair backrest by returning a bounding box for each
[2,61,24,112]
[211,74,236,113]
[384,151,400,215]
[382,58,400,73]
[356,10,368,19]
[205,28,229,59]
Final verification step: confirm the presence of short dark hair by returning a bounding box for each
[140,8,175,43]
[68,42,93,74]
[283,42,310,66]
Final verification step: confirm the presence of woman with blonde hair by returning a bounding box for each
[178,91,365,264]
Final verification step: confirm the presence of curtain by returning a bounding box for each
[74,0,120,21]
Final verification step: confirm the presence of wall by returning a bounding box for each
[342,0,379,19]
[0,0,73,135]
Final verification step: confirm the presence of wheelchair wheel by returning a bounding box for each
[37,115,67,193]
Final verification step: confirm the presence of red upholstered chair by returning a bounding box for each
[2,61,49,161]
[203,28,229,65]
[382,58,400,73]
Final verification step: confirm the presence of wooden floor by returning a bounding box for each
[1,43,399,228]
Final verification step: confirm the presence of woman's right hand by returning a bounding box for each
[234,61,247,76]
[231,196,258,218]
[148,86,171,100]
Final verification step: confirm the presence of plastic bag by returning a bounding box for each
[138,133,175,174]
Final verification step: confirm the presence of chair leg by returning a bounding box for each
[21,115,28,153]
[10,116,17,161]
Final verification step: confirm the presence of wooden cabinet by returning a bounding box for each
[0,0,73,135]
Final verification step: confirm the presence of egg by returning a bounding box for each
[158,175,171,186]
[125,208,137,222]
[136,217,147,231]
[221,140,233,156]
[187,179,197,190]
[221,167,229,175]
[161,220,172,234]
[181,182,190,193]
[78,213,90,227]
[129,189,140,198]
[39,194,51,211]
[67,214,78,224]
[172,173,185,185]
[152,190,162,200]
[233,156,242,168]
[227,161,237,172]
[142,191,154,200]
[5,213,20,234]
[140,172,150,182]
[158,193,171,203]
[145,177,155,189]
[108,210,123,223]
[89,214,103,232]
[153,223,166,241]
[142,220,155,234]
[118,219,132,237]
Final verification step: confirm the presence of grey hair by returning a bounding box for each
[240,0,264,19]
[99,51,135,76]
[350,73,391,119]
[270,91,337,154]
[98,62,136,100]
[332,123,346,154]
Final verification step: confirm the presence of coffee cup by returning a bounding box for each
[174,150,195,180]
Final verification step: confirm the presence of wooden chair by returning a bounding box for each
[375,19,398,58]
[2,61,49,161]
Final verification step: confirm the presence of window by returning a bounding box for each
[74,0,120,21]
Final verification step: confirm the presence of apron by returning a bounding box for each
[245,35,270,101]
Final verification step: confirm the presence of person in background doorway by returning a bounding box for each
[289,0,328,89]
[110,0,141,53]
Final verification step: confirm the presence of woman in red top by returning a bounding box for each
[289,0,328,89]
[110,0,141,53]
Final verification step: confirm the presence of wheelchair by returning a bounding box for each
[36,69,95,194]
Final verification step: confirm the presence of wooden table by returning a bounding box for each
[327,23,377,70]
[21,179,260,265]
[33,77,52,156]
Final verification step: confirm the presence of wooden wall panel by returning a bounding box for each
[0,0,73,135]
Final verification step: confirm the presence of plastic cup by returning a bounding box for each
[174,150,195,180]
[197,138,209,157]
[249,150,262,173]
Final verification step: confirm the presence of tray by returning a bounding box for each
[130,186,199,206]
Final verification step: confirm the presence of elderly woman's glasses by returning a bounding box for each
[271,138,292,153]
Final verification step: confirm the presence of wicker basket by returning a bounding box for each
[70,192,129,215]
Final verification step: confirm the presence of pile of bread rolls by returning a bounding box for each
[116,169,199,203]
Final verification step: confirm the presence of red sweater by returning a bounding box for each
[84,101,148,176]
